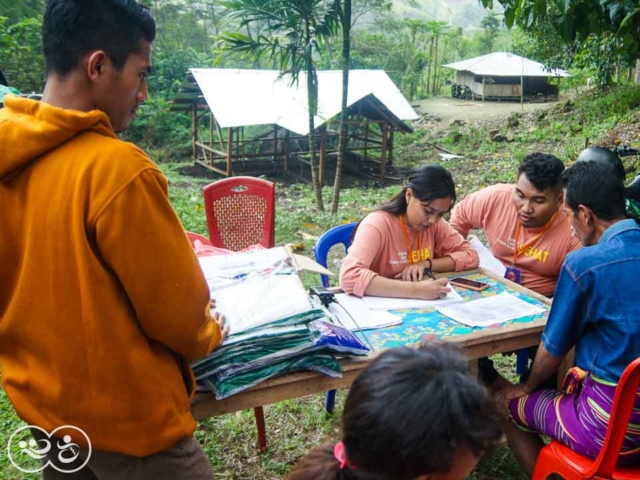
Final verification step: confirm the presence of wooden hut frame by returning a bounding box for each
[170,73,413,181]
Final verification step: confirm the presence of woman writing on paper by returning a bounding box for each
[340,165,479,299]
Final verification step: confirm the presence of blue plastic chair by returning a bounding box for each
[314,222,357,413]
[314,223,357,288]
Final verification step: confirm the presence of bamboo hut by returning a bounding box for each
[170,69,418,181]
[444,52,571,103]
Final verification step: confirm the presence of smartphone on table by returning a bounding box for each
[448,276,490,292]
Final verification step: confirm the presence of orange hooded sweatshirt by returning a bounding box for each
[0,96,221,456]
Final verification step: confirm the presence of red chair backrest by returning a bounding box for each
[202,177,275,251]
[591,357,640,477]
[185,231,213,247]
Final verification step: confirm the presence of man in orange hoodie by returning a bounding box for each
[0,1,225,478]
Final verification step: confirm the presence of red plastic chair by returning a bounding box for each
[203,177,275,251]
[185,231,213,247]
[533,357,640,480]
[202,176,276,453]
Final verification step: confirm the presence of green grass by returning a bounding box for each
[2,85,640,479]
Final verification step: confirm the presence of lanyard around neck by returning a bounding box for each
[512,211,557,265]
[399,215,423,265]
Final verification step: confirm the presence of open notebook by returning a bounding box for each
[328,293,402,331]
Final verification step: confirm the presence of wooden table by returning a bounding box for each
[192,268,556,420]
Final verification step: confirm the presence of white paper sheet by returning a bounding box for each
[362,286,464,310]
[215,274,315,335]
[436,292,546,327]
[469,235,507,277]
[328,294,402,331]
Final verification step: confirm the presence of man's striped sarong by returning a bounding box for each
[508,367,640,464]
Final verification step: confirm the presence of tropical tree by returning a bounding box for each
[147,1,219,96]
[402,19,428,99]
[480,11,501,54]
[218,0,341,211]
[426,21,449,96]
[479,0,640,82]
[0,16,45,92]
[331,0,351,214]
[330,0,390,213]
[0,0,45,24]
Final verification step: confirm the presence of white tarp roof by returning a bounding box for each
[189,68,418,136]
[443,52,571,78]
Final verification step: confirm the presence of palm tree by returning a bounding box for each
[423,21,449,96]
[331,0,350,214]
[219,0,341,211]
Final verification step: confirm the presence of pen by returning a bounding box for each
[422,267,436,281]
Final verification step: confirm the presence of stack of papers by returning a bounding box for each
[199,247,324,335]
[193,248,370,399]
[193,320,370,399]
[436,292,546,327]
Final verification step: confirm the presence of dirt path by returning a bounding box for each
[414,94,573,126]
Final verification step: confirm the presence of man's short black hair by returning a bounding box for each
[43,0,156,77]
[517,152,565,192]
[563,161,626,221]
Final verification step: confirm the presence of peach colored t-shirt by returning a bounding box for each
[339,210,479,297]
[450,184,581,297]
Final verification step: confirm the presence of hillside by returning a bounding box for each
[391,0,498,29]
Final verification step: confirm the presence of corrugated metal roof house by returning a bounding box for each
[444,52,571,102]
[171,69,418,180]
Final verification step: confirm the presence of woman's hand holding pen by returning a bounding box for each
[392,263,451,299]
[412,277,451,300]
[394,260,436,282]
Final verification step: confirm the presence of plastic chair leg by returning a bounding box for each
[253,406,268,452]
[325,390,336,414]
[516,348,530,375]
[532,445,582,480]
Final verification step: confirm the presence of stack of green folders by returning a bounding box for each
[193,247,369,400]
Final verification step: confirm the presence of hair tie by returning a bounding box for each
[333,441,348,470]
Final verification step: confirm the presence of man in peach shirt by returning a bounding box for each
[450,153,580,298]
[450,153,580,386]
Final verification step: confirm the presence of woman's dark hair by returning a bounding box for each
[379,164,457,217]
[288,342,502,480]
[43,0,156,77]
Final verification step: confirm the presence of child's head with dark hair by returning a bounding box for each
[43,0,156,76]
[288,342,501,480]
[512,152,565,228]
[379,165,457,233]
[562,161,627,246]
